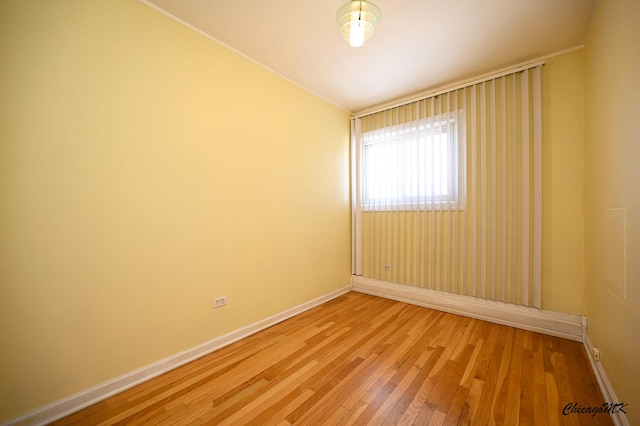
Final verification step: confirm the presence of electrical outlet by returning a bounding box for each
[383,264,392,271]
[213,296,227,309]
[592,347,600,362]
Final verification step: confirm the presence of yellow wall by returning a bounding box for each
[0,0,351,421]
[584,0,640,422]
[541,50,585,314]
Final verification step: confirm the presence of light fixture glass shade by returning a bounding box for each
[336,0,381,47]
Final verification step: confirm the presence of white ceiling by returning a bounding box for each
[141,0,597,114]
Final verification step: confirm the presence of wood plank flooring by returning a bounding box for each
[52,292,612,425]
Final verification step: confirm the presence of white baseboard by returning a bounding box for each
[4,285,351,426]
[583,334,630,426]
[351,276,585,341]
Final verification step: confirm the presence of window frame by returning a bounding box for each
[360,110,466,212]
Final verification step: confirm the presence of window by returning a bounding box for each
[361,112,464,211]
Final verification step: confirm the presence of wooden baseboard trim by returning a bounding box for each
[4,285,352,426]
[351,276,584,341]
[582,334,629,426]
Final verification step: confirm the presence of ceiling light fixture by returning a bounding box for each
[336,0,381,48]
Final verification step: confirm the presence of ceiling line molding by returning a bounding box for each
[137,0,351,113]
[353,45,585,118]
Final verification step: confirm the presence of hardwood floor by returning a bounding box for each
[52,292,612,425]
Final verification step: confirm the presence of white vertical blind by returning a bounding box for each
[521,69,531,306]
[351,119,363,276]
[353,65,543,308]
[532,66,543,307]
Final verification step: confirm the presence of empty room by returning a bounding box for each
[1,0,638,424]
